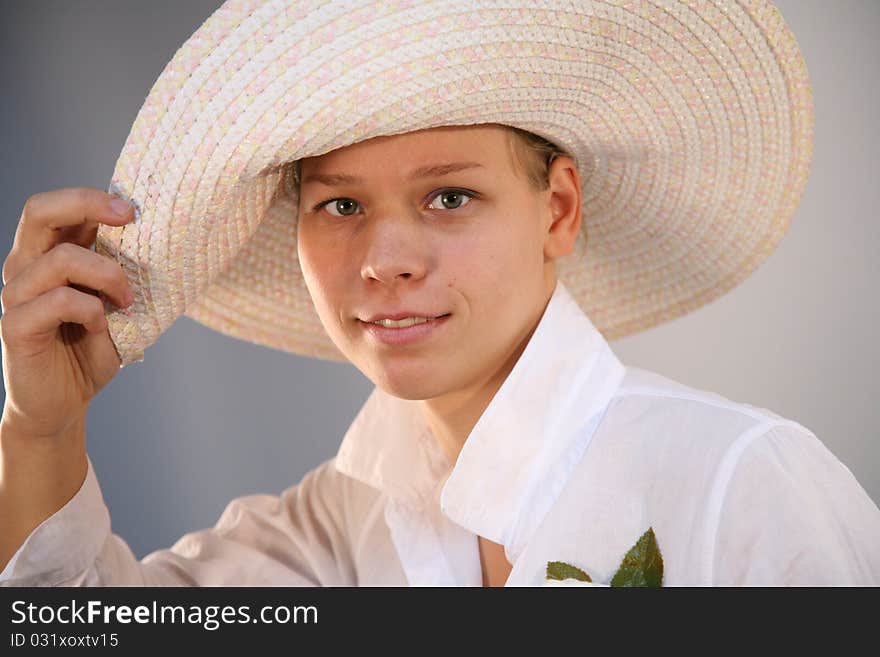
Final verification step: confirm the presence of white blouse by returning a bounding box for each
[2,281,878,586]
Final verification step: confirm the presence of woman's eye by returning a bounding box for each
[316,190,474,217]
[427,190,473,211]
[323,198,360,217]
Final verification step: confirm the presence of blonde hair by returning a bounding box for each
[280,125,574,197]
[503,126,575,191]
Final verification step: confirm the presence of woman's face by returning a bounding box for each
[296,124,580,401]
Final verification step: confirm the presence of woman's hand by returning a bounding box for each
[0,187,136,440]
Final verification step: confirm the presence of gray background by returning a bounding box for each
[1,1,877,560]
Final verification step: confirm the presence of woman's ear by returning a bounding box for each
[543,155,583,261]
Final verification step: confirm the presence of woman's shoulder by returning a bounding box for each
[609,365,814,439]
[590,365,822,484]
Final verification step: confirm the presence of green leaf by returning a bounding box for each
[546,561,592,582]
[609,527,664,587]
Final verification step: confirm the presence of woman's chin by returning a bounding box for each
[342,342,463,400]
[369,365,453,401]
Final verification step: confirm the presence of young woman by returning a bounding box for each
[1,0,878,586]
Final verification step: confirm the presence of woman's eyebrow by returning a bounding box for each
[302,161,485,186]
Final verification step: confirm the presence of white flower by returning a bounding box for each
[543,577,608,586]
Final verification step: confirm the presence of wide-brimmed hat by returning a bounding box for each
[97,0,813,367]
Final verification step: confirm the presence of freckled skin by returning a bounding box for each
[296,123,583,587]
[295,124,582,410]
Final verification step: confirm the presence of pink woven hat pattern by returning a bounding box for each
[96,0,813,366]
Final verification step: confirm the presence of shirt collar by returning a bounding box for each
[334,279,626,560]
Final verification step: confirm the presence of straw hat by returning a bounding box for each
[96,0,813,367]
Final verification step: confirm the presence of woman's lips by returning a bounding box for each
[359,314,451,346]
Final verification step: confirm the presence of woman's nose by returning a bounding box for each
[359,209,431,285]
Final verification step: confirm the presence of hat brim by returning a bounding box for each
[97,0,813,366]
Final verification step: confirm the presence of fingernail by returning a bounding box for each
[109,198,132,218]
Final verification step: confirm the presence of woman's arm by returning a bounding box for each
[1,456,356,587]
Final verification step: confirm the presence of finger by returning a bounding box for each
[1,286,108,343]
[1,242,133,313]
[56,221,100,251]
[4,188,134,283]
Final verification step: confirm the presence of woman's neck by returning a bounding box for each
[418,324,533,467]
[419,273,558,466]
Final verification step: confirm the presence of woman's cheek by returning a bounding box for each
[299,229,342,288]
